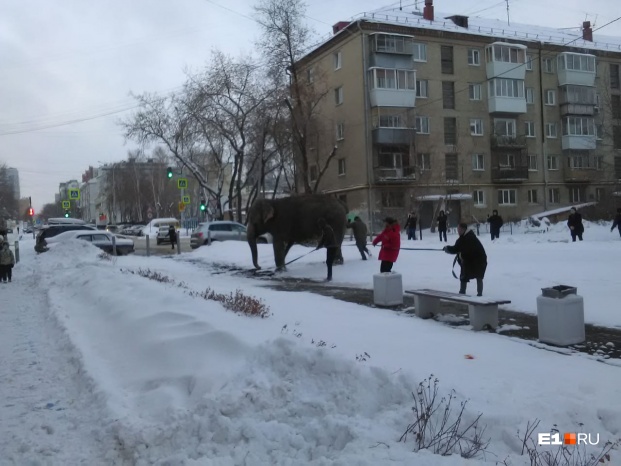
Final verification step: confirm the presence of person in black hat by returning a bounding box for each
[567,207,584,242]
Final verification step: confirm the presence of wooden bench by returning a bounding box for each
[404,289,511,331]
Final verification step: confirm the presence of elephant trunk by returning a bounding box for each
[247,224,261,269]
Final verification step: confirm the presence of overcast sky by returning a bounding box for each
[0,0,618,211]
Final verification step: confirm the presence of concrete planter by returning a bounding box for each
[373,272,403,306]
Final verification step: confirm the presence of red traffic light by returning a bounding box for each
[28,207,34,216]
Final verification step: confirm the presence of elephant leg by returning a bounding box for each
[273,240,287,271]
[333,246,344,265]
[284,241,295,257]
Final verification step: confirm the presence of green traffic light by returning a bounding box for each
[200,205,206,211]
[64,213,69,218]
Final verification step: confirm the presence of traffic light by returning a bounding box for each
[64,210,70,218]
[167,167,173,179]
[200,199,206,211]
[28,207,34,216]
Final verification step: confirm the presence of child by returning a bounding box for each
[0,241,16,283]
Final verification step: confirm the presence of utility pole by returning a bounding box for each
[506,0,510,26]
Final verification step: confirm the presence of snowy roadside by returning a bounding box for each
[0,244,124,465]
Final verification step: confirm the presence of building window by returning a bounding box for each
[615,126,621,149]
[375,34,411,53]
[559,53,596,72]
[306,67,314,84]
[595,156,604,170]
[444,117,457,145]
[543,58,554,73]
[526,54,533,71]
[415,116,430,134]
[494,118,517,137]
[445,153,458,180]
[334,87,343,105]
[417,153,431,170]
[562,117,595,136]
[545,90,556,106]
[569,154,591,169]
[442,81,455,109]
[334,51,342,70]
[526,87,534,104]
[547,155,559,170]
[488,44,525,63]
[416,79,429,98]
[413,42,427,62]
[616,156,621,178]
[469,83,482,101]
[528,154,538,171]
[473,190,485,206]
[336,122,345,140]
[468,49,480,66]
[470,118,484,136]
[309,165,318,182]
[612,95,621,119]
[381,191,405,207]
[337,158,346,176]
[378,114,403,127]
[546,122,558,138]
[489,78,525,98]
[569,187,584,203]
[370,69,416,90]
[528,189,538,204]
[596,188,606,201]
[611,64,620,89]
[498,189,517,205]
[596,124,604,140]
[548,188,560,204]
[525,121,536,138]
[441,45,454,74]
[472,153,485,171]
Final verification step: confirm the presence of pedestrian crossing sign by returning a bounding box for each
[61,200,71,209]
[68,188,80,200]
[177,178,188,189]
[182,195,191,205]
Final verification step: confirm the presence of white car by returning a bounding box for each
[45,230,135,256]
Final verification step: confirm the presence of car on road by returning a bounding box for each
[190,221,271,249]
[44,230,135,255]
[156,226,178,245]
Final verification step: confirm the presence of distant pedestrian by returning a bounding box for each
[611,208,621,238]
[404,212,418,240]
[372,217,401,273]
[567,207,584,242]
[437,210,448,242]
[168,225,178,250]
[443,223,487,296]
[0,241,16,283]
[347,216,371,260]
[316,217,338,281]
[487,210,503,240]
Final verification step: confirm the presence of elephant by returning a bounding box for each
[247,194,348,270]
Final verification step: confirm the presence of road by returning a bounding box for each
[133,237,193,256]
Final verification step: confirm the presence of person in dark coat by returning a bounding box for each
[443,222,487,296]
[437,210,448,242]
[487,210,503,240]
[347,216,371,260]
[567,207,584,242]
[404,212,417,240]
[611,208,621,238]
[316,217,338,281]
[168,225,178,250]
[372,217,401,273]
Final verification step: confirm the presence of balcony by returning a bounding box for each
[491,134,527,148]
[374,166,416,183]
[557,52,596,87]
[485,42,527,80]
[561,135,596,150]
[372,127,413,145]
[491,165,529,182]
[488,96,526,114]
[560,103,595,116]
[563,166,599,183]
[370,89,416,108]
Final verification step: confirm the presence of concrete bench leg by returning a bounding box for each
[468,304,498,331]
[414,295,438,319]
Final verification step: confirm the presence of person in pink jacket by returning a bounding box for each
[372,217,401,273]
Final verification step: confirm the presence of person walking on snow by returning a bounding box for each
[347,216,371,260]
[168,225,178,250]
[372,217,401,273]
[443,223,487,296]
[404,212,417,240]
[567,207,584,242]
[487,210,503,241]
[0,241,16,283]
[316,218,338,281]
[437,210,448,242]
[611,208,621,238]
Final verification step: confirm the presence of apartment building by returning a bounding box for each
[295,0,621,230]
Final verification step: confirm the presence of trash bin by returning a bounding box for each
[373,272,403,306]
[537,285,585,346]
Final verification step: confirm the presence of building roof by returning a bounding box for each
[344,6,621,54]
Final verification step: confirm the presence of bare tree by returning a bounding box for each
[0,163,18,218]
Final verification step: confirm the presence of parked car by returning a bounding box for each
[44,230,135,255]
[190,221,270,249]
[35,223,97,247]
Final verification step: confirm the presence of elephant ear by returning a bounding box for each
[262,203,275,223]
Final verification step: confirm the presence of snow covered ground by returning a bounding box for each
[0,221,620,465]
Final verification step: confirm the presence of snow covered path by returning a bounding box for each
[0,258,121,465]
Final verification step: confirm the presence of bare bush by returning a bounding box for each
[399,375,489,459]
